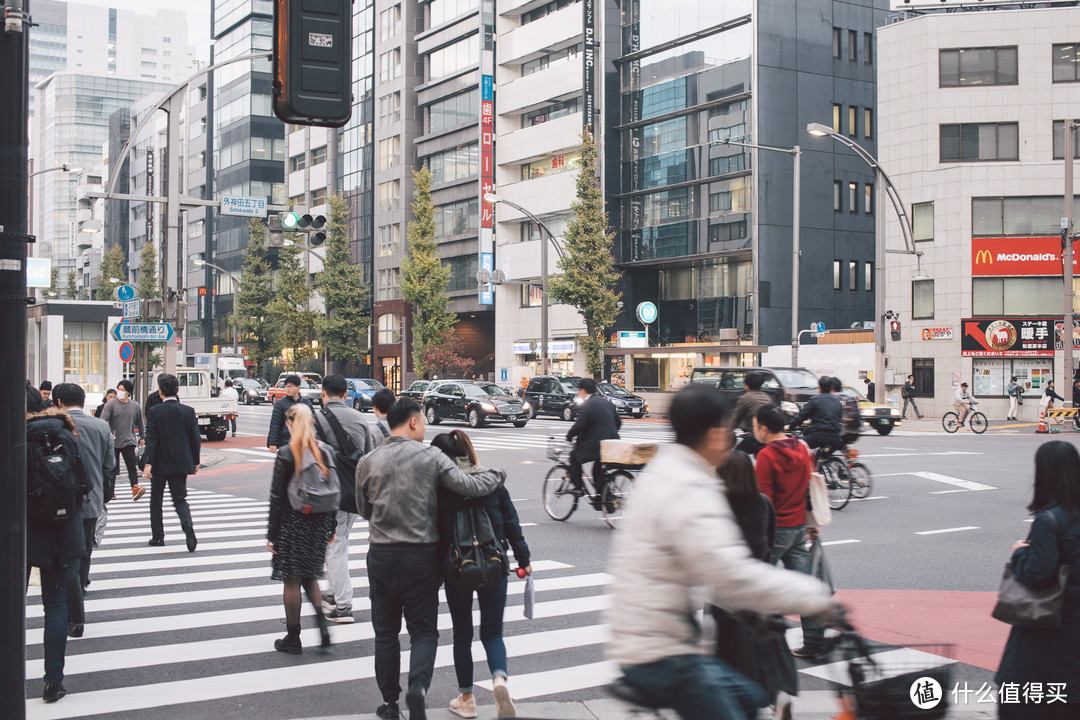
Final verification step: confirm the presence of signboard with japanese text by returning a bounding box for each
[971,237,1077,277]
[582,0,595,132]
[922,327,953,340]
[961,318,1056,357]
[122,298,142,319]
[111,322,175,342]
[477,0,495,306]
[220,195,268,218]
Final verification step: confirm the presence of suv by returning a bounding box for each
[424,380,528,427]
[688,366,818,417]
[401,380,433,400]
[523,375,584,421]
[597,382,648,418]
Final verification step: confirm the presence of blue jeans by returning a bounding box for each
[622,654,766,720]
[444,575,509,691]
[29,563,69,684]
[771,526,824,647]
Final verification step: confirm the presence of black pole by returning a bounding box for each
[1,1,31,716]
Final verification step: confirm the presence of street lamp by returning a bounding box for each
[807,122,926,402]
[28,163,85,178]
[484,192,565,375]
[193,258,241,352]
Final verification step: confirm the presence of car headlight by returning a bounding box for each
[479,402,496,412]
[522,401,531,410]
[860,409,875,417]
[780,401,799,414]
[891,409,901,418]
[612,399,626,405]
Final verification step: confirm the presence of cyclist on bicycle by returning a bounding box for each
[786,376,844,450]
[727,371,773,455]
[830,376,863,445]
[953,382,974,424]
[566,378,621,509]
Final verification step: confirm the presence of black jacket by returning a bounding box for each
[438,484,531,570]
[902,382,916,399]
[566,393,621,462]
[266,444,336,542]
[143,398,201,475]
[1046,386,1066,403]
[267,395,314,448]
[26,410,87,570]
[789,393,843,436]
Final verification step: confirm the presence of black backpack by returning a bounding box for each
[27,419,87,525]
[841,394,863,431]
[444,497,508,591]
[314,407,365,513]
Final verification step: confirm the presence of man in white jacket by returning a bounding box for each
[608,383,840,720]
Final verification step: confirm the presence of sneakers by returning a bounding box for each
[231,432,237,437]
[325,606,354,623]
[791,644,829,660]
[131,484,146,501]
[375,702,400,719]
[321,594,336,614]
[492,676,515,718]
[449,694,477,718]
[406,684,427,720]
[42,683,67,703]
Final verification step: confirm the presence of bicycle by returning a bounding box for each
[542,437,639,528]
[942,401,988,434]
[845,447,873,499]
[815,446,853,510]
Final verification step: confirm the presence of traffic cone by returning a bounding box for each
[1037,409,1049,434]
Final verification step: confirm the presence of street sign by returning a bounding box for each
[112,322,174,342]
[119,342,134,363]
[636,301,658,324]
[500,368,508,382]
[618,330,648,348]
[810,321,825,333]
[220,195,267,218]
[115,284,136,302]
[27,258,51,288]
[122,298,142,319]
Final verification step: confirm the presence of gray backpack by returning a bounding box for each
[286,442,340,514]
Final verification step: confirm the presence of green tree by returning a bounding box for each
[271,241,318,367]
[136,240,160,300]
[233,218,282,377]
[548,128,622,376]
[317,195,371,373]
[400,166,454,375]
[65,269,78,299]
[97,245,126,300]
[49,266,59,297]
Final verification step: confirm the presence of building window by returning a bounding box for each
[939,47,1018,87]
[864,108,873,140]
[519,215,570,243]
[379,4,401,41]
[378,225,401,256]
[288,194,304,208]
[973,277,1063,315]
[848,182,858,214]
[445,255,479,292]
[377,180,401,213]
[521,97,579,127]
[850,261,858,292]
[848,106,857,137]
[833,104,842,133]
[429,0,479,27]
[379,48,401,83]
[913,279,934,319]
[378,136,400,170]
[377,268,400,301]
[428,35,479,80]
[289,153,307,172]
[940,122,1019,162]
[429,89,479,133]
[913,202,934,241]
[848,30,858,62]
[434,198,479,238]
[521,45,578,76]
[833,181,842,212]
[521,283,543,307]
[1053,120,1080,159]
[522,0,577,24]
[707,178,748,215]
[1053,44,1080,83]
[865,261,874,293]
[864,183,874,215]
[973,196,1080,236]
[380,92,401,124]
[377,313,401,344]
[864,32,873,65]
[428,143,479,184]
[833,260,843,291]
[913,358,934,398]
[708,219,748,244]
[521,150,583,180]
[187,219,204,239]
[310,145,328,165]
[310,188,327,206]
[832,27,841,59]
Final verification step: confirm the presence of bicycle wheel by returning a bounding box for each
[601,470,635,529]
[542,465,579,521]
[819,456,852,510]
[942,412,960,433]
[969,412,988,434]
[849,462,873,499]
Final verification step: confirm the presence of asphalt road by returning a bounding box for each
[24,403,1077,719]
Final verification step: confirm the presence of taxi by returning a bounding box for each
[841,385,902,436]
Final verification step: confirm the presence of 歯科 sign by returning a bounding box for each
[220,195,267,218]
[922,327,953,341]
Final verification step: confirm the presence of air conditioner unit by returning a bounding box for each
[715,328,738,341]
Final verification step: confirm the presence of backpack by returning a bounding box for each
[314,408,365,513]
[841,393,863,431]
[27,419,87,525]
[286,442,341,514]
[444,497,508,591]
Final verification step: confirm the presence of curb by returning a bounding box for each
[198,451,226,469]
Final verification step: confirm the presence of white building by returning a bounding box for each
[879,2,1080,417]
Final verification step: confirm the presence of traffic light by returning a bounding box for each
[890,319,901,341]
[273,210,328,246]
[268,214,285,247]
[273,0,352,127]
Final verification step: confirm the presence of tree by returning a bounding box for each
[65,269,78,300]
[49,266,59,297]
[97,245,126,300]
[136,240,160,301]
[401,166,454,375]
[548,128,622,376]
[271,241,318,367]
[419,329,472,378]
[317,195,371,373]
[233,218,282,378]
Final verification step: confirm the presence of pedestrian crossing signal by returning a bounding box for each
[890,320,901,341]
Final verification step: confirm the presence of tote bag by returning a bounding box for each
[992,510,1069,629]
[799,440,832,528]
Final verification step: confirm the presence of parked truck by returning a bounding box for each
[192,352,249,394]
[152,368,239,442]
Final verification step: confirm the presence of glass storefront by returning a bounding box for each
[63,321,106,393]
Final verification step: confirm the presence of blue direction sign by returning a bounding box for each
[115,284,136,302]
[112,322,174,342]
[122,298,142,319]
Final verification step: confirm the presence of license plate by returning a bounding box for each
[198,418,210,425]
[880,419,891,425]
[506,415,517,421]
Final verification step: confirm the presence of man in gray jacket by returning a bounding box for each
[53,383,115,638]
[355,398,505,720]
[315,374,378,623]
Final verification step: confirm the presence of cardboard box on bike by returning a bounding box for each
[601,439,658,466]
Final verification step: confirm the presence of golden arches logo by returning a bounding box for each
[975,249,993,265]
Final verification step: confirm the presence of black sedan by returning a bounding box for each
[424,381,528,428]
[597,382,648,417]
[235,377,270,405]
[401,380,433,400]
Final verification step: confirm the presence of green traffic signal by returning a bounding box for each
[281,212,300,229]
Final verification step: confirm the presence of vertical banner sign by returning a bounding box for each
[626,1,642,259]
[145,148,155,243]
[478,0,496,306]
[582,0,596,133]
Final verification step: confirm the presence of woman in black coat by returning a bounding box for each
[995,441,1080,719]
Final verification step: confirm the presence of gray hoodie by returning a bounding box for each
[355,435,505,545]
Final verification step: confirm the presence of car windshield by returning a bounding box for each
[411,381,428,391]
[463,384,491,397]
[842,386,868,401]
[771,369,820,388]
[559,378,581,393]
[600,383,633,397]
[299,379,317,389]
[354,380,383,390]
[477,384,510,397]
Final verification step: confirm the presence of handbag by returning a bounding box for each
[799,440,832,528]
[991,510,1069,629]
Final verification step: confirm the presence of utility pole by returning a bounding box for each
[1,2,31,715]
[1064,119,1076,395]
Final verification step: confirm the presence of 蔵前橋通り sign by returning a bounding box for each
[961,318,1065,357]
[112,322,175,342]
[971,237,1080,276]
[220,195,267,218]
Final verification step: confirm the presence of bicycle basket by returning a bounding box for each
[547,436,571,462]
[848,644,955,720]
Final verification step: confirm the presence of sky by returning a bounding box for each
[66,0,213,62]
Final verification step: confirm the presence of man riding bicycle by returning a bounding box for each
[953,382,974,424]
[566,378,621,509]
[786,376,845,450]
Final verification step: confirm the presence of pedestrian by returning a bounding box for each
[355,398,506,720]
[901,374,924,420]
[432,430,531,719]
[25,385,86,704]
[710,448,796,719]
[40,379,53,407]
[863,377,875,403]
[94,389,116,418]
[566,378,621,509]
[995,441,1080,720]
[315,374,377,624]
[267,374,314,453]
[220,379,239,437]
[1044,381,1066,424]
[754,403,829,659]
[266,402,338,654]
[142,373,201,551]
[727,371,772,456]
[100,379,146,501]
[787,376,844,450]
[1006,376,1022,421]
[52,383,115,639]
[371,388,395,441]
[608,384,840,720]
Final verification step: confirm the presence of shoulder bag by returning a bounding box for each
[799,440,832,528]
[992,510,1069,629]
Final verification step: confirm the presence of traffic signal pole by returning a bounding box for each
[1,1,31,715]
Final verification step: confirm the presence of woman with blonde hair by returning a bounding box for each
[266,402,337,654]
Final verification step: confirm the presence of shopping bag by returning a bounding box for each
[523,574,535,619]
[805,472,833,528]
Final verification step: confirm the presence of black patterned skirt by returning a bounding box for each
[270,508,335,581]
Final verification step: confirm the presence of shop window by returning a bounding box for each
[913,358,934,398]
[913,202,934,241]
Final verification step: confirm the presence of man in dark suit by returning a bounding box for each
[566,377,621,509]
[142,373,201,551]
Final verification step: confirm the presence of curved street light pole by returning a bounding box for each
[193,258,240,353]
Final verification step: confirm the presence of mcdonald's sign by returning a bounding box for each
[974,249,993,266]
[972,237,1078,276]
